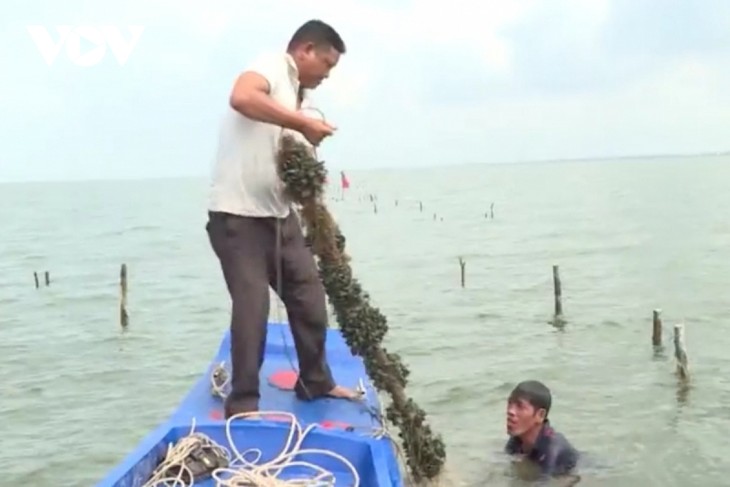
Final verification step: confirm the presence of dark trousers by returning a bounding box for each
[206,210,335,416]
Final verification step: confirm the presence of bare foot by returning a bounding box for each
[327,385,364,401]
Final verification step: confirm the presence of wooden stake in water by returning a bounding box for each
[458,257,466,288]
[652,309,663,347]
[490,202,495,219]
[34,272,39,289]
[373,203,378,214]
[44,271,50,287]
[120,264,129,329]
[419,201,423,212]
[553,265,563,318]
[674,323,689,381]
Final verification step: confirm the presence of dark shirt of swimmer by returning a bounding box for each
[504,380,579,480]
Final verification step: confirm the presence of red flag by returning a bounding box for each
[340,171,350,189]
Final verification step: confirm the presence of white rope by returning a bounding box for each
[214,411,360,487]
[140,412,361,486]
[141,418,230,487]
[202,365,410,486]
[148,374,392,486]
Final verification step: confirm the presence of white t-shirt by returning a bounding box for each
[207,52,303,218]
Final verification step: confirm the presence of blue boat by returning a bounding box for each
[96,322,404,486]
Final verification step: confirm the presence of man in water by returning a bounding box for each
[206,19,359,418]
[505,380,580,483]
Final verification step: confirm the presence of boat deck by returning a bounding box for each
[96,323,403,487]
[172,323,384,433]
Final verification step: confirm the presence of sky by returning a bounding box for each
[1,0,729,182]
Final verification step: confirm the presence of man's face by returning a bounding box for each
[297,43,340,89]
[506,397,545,436]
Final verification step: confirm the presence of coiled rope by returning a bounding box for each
[207,357,411,484]
[214,411,359,486]
[142,412,360,487]
[142,417,230,487]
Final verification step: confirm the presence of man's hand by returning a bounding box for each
[300,118,336,146]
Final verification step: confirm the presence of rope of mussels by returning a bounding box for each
[275,117,447,482]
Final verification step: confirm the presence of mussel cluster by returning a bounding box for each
[277,134,446,482]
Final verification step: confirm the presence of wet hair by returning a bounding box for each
[287,19,346,54]
[509,380,552,418]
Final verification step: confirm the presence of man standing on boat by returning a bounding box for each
[206,19,360,418]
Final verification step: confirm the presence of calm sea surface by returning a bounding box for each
[1,155,729,486]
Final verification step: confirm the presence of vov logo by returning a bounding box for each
[27,25,145,67]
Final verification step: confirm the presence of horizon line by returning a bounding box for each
[1,149,727,185]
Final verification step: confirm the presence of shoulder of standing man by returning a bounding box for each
[231,51,291,98]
